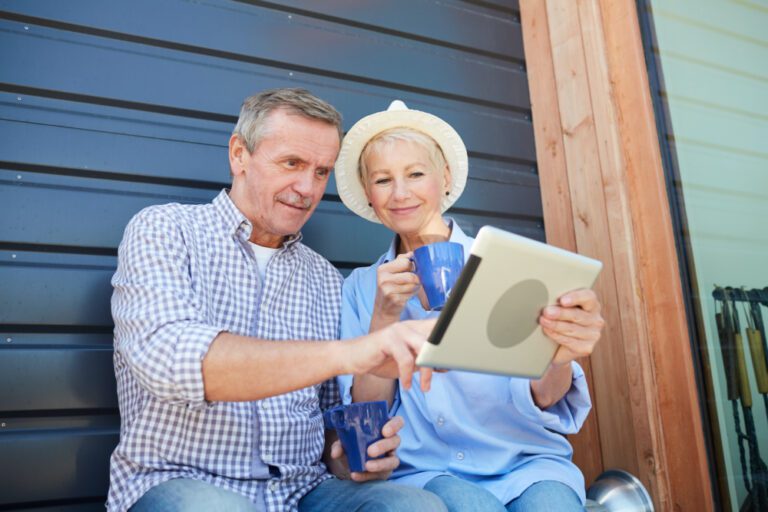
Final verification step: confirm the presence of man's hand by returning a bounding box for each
[539,288,604,366]
[346,319,436,392]
[328,416,404,482]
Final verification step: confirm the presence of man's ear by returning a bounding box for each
[229,134,247,176]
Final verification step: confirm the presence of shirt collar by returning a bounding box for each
[382,217,470,263]
[212,189,303,248]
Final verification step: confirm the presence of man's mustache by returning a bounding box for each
[276,193,313,210]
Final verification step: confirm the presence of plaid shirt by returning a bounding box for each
[107,190,343,512]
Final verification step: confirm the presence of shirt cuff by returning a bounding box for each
[173,323,224,410]
[508,361,592,434]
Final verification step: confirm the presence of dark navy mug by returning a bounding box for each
[412,241,465,311]
[323,400,389,473]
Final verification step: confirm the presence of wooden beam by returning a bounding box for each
[545,0,642,480]
[573,0,670,505]
[597,1,714,509]
[519,0,603,485]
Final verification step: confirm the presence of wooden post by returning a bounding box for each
[520,1,714,509]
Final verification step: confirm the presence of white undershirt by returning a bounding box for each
[248,241,279,281]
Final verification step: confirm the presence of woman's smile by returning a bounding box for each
[388,204,421,216]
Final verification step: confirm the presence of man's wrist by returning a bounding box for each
[330,339,359,376]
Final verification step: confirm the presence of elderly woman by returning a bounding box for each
[333,101,605,512]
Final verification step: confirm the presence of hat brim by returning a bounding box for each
[335,108,468,224]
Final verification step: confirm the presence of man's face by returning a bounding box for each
[229,109,340,248]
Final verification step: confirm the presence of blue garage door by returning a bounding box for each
[0,1,538,509]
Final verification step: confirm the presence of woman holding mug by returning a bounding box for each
[334,101,605,511]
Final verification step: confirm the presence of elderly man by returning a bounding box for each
[107,88,445,512]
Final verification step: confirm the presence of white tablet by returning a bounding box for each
[416,226,603,378]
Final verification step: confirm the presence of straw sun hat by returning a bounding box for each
[334,100,468,223]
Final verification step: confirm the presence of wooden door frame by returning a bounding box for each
[519,1,714,510]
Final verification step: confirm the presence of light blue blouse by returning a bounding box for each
[338,219,591,505]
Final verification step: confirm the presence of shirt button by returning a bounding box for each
[268,481,278,492]
[436,416,445,426]
[456,452,465,460]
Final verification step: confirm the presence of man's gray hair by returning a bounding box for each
[233,88,343,153]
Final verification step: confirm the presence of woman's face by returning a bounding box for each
[363,139,450,237]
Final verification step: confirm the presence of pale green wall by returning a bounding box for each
[648,1,768,509]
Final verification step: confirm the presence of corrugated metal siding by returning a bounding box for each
[0,0,537,509]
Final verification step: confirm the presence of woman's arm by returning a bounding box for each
[352,373,398,408]
[351,254,421,407]
[530,361,574,409]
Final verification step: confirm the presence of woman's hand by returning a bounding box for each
[531,288,604,409]
[328,416,405,482]
[539,288,604,367]
[370,253,421,330]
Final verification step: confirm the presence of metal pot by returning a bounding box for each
[586,469,654,512]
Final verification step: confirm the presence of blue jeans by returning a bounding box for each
[131,477,447,512]
[506,480,583,511]
[130,478,258,512]
[299,477,448,512]
[423,475,584,512]
[424,475,506,512]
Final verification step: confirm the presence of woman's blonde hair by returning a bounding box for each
[358,127,449,185]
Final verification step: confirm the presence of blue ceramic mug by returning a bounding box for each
[323,400,389,473]
[412,241,465,311]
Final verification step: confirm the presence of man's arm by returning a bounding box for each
[202,320,434,402]
[114,207,434,405]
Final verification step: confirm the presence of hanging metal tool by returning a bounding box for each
[745,288,768,425]
[715,286,752,494]
[725,288,768,511]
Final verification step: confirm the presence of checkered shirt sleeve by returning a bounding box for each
[111,206,222,408]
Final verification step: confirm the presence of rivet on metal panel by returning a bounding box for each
[288,15,292,20]
[11,254,17,259]
[24,26,29,30]
[16,174,22,179]
[289,72,294,77]
[5,337,11,343]
[16,96,22,101]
